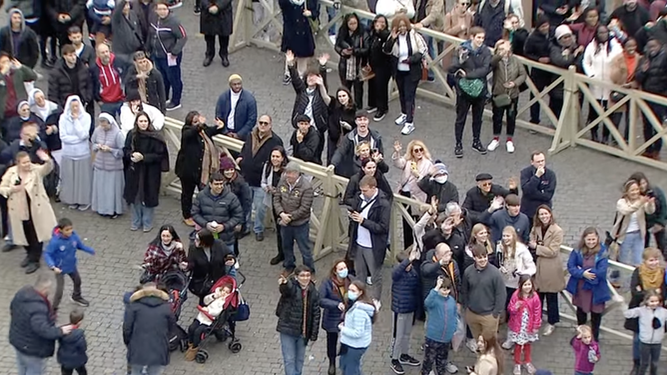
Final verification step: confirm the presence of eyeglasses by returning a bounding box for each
[258,121,270,125]
[481,182,492,187]
[412,147,424,153]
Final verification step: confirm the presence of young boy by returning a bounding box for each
[44,218,95,309]
[57,310,88,375]
[68,26,96,67]
[422,277,458,375]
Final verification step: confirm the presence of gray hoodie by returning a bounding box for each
[149,12,187,59]
[111,0,144,59]
[624,306,667,344]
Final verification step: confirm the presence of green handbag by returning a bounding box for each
[492,93,512,107]
[458,78,484,98]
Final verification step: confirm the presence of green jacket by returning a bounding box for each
[0,66,37,121]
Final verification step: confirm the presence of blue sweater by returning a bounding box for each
[340,302,375,349]
[566,246,611,306]
[424,289,458,343]
[391,259,420,314]
[43,228,95,274]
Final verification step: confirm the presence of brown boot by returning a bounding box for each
[184,344,198,361]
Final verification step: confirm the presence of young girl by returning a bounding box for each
[185,283,233,360]
[507,276,542,375]
[339,280,377,375]
[623,291,667,375]
[571,325,600,375]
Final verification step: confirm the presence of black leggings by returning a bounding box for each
[326,331,338,364]
[180,177,200,219]
[576,307,602,342]
[188,320,210,347]
[61,366,87,375]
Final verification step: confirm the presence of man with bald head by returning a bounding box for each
[421,243,461,303]
[237,114,283,243]
[90,43,128,117]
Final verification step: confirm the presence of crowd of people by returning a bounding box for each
[1,0,667,374]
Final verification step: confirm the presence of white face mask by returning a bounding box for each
[434,175,448,184]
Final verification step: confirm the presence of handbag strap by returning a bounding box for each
[612,212,626,239]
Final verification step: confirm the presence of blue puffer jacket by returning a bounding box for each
[340,301,375,349]
[319,277,352,332]
[391,259,420,314]
[43,228,95,274]
[424,289,458,343]
[57,328,88,368]
[9,286,63,358]
[566,245,611,306]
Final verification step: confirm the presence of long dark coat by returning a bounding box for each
[200,0,233,36]
[123,131,169,208]
[279,0,318,57]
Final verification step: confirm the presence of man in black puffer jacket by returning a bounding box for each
[192,171,244,254]
[10,273,74,372]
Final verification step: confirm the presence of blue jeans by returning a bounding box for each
[634,333,641,361]
[15,348,46,375]
[280,332,306,375]
[250,186,266,234]
[130,203,155,231]
[281,221,314,272]
[154,53,183,105]
[130,365,164,375]
[326,6,336,35]
[339,344,367,375]
[620,230,644,266]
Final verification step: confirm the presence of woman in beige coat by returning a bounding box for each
[529,204,565,336]
[0,150,57,274]
[613,178,656,266]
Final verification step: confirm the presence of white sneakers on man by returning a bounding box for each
[401,123,415,135]
[395,113,407,125]
[487,139,500,151]
[506,140,515,153]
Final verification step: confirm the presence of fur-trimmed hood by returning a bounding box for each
[129,286,169,303]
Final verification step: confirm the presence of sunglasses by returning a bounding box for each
[481,182,492,187]
[259,121,270,125]
[413,147,424,153]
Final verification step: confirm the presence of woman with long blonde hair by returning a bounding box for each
[613,178,655,266]
[392,139,433,249]
[464,223,496,271]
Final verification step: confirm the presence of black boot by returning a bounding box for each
[630,360,639,375]
[203,55,213,67]
[221,55,229,67]
[270,254,284,265]
[327,362,336,375]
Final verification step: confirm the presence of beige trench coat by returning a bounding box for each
[0,160,57,245]
[530,224,566,293]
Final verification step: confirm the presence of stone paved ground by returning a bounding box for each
[0,4,664,375]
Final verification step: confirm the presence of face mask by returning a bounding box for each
[347,291,359,301]
[337,269,348,278]
[434,175,448,184]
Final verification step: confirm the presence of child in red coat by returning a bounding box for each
[507,275,542,375]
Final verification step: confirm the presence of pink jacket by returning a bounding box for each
[507,291,542,334]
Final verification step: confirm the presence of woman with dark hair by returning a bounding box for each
[335,13,369,110]
[326,87,356,164]
[141,225,188,282]
[367,14,391,121]
[187,228,236,305]
[220,155,252,252]
[343,157,391,207]
[628,172,667,252]
[338,280,377,375]
[261,146,290,265]
[123,111,170,232]
[528,205,565,336]
[319,259,354,375]
[566,227,611,341]
[175,111,226,227]
[582,24,622,143]
[568,7,601,48]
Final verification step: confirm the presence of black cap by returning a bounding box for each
[295,114,311,124]
[535,14,550,28]
[126,90,141,102]
[475,173,493,181]
[355,110,368,119]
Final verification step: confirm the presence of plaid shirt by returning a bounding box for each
[143,241,187,276]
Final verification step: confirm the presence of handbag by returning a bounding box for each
[234,293,250,321]
[604,214,625,261]
[458,78,484,98]
[303,1,319,35]
[492,93,512,107]
[358,38,375,81]
[421,60,429,81]
[610,90,626,103]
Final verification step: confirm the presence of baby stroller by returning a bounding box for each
[194,272,248,363]
[160,270,191,352]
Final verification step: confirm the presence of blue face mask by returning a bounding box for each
[337,269,348,279]
[347,291,359,301]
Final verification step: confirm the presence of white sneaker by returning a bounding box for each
[465,338,477,353]
[506,140,515,153]
[395,113,407,125]
[501,339,514,350]
[445,361,459,374]
[401,122,415,135]
[487,139,500,151]
[366,276,373,285]
[543,323,555,336]
[513,364,522,375]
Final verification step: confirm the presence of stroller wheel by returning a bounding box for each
[229,341,242,353]
[179,340,187,353]
[214,330,227,342]
[195,349,209,363]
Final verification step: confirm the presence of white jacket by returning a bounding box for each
[495,241,536,289]
[582,38,623,100]
[196,292,227,326]
[375,0,415,18]
[119,102,165,136]
[58,96,91,160]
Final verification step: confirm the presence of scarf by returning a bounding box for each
[200,130,220,186]
[251,128,271,156]
[161,240,176,257]
[639,264,665,290]
[331,276,350,304]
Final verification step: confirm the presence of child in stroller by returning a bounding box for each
[184,274,245,363]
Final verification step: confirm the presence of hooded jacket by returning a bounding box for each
[91,53,126,103]
[340,301,375,349]
[9,286,63,358]
[57,327,88,369]
[424,289,457,343]
[58,95,92,159]
[44,227,95,274]
[123,287,174,367]
[566,246,612,306]
[111,0,145,58]
[91,113,125,171]
[0,9,39,68]
[149,12,187,59]
[29,88,62,151]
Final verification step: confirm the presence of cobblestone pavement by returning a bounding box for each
[0,5,664,375]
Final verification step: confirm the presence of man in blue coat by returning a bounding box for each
[520,151,557,227]
[214,74,257,142]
